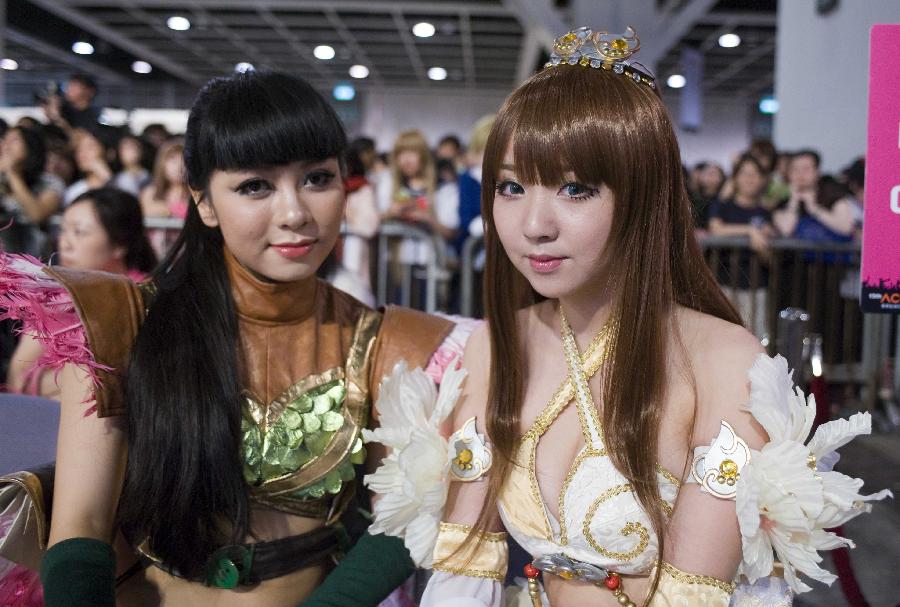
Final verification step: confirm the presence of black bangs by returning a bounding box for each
[185,71,346,190]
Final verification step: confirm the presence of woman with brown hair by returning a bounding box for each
[364,27,888,607]
[139,140,189,220]
[377,129,458,243]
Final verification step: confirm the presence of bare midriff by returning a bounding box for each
[544,572,652,607]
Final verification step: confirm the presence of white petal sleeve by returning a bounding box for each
[420,570,504,607]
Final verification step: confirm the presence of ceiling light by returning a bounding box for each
[427,66,447,81]
[235,62,255,73]
[666,74,686,88]
[718,33,741,48]
[333,84,356,101]
[131,60,152,74]
[72,41,94,55]
[349,64,370,79]
[314,45,335,60]
[759,96,779,114]
[0,58,19,71]
[413,22,436,38]
[167,16,191,31]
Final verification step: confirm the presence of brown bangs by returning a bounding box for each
[483,65,662,195]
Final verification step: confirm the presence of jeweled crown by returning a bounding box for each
[545,26,656,90]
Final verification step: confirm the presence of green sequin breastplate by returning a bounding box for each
[241,310,381,519]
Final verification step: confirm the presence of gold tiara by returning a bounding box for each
[545,26,656,89]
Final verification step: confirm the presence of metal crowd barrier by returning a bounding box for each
[460,234,484,318]
[374,221,451,314]
[140,218,452,314]
[458,233,895,396]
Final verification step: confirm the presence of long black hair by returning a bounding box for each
[11,127,46,189]
[118,71,347,577]
[69,187,157,273]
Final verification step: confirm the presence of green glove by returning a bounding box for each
[298,532,415,607]
[40,537,116,607]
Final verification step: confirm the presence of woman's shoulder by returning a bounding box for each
[675,306,769,448]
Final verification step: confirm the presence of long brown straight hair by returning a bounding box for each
[475,65,741,602]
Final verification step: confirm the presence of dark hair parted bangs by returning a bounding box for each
[184,71,347,191]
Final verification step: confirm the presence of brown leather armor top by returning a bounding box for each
[45,248,453,518]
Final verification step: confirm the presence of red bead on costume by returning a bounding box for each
[524,564,540,579]
[604,573,620,590]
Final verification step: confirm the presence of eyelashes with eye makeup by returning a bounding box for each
[494,180,600,200]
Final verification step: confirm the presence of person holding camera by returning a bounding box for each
[41,74,101,135]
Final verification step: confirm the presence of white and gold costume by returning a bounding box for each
[364,328,889,606]
[362,27,891,606]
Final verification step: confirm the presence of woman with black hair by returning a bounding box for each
[0,71,472,606]
[0,126,64,254]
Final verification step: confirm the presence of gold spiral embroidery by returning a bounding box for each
[583,483,650,561]
[557,447,606,545]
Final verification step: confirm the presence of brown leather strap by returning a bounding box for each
[44,267,146,418]
[368,306,453,405]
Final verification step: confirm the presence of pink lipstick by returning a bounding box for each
[528,255,565,273]
[272,241,315,259]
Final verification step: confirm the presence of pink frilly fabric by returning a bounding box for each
[0,515,43,606]
[424,314,483,385]
[0,253,107,407]
[378,314,482,607]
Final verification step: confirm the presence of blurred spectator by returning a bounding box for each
[0,126,64,255]
[436,134,463,171]
[841,157,865,235]
[689,161,725,228]
[436,158,458,187]
[326,146,380,306]
[140,140,188,219]
[141,123,171,150]
[748,139,777,174]
[456,114,494,253]
[378,130,458,243]
[769,152,792,205]
[773,150,856,240]
[370,151,390,184]
[65,129,115,204]
[349,136,377,176]
[15,116,40,130]
[0,117,7,139]
[45,142,77,187]
[708,154,774,338]
[41,74,101,134]
[141,140,188,256]
[7,188,156,398]
[113,135,151,196]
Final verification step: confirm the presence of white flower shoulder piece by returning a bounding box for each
[362,358,467,567]
[729,354,892,594]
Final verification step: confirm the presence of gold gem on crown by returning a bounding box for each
[545,26,655,90]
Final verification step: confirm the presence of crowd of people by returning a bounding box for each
[0,72,867,380]
[0,34,888,607]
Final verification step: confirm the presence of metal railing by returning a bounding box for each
[374,221,451,314]
[457,233,895,395]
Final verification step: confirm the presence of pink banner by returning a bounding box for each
[861,24,900,313]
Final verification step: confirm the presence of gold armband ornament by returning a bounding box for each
[449,417,492,482]
[432,522,508,581]
[648,562,734,606]
[689,421,750,500]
